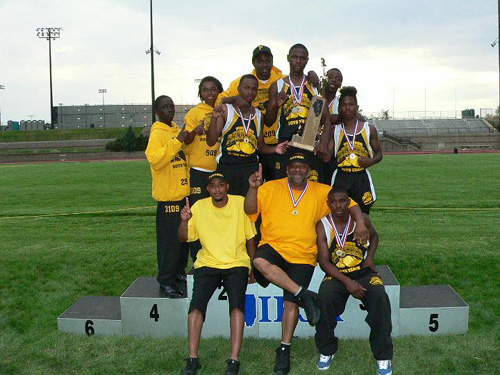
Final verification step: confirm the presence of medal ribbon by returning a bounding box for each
[341,120,358,152]
[288,75,306,106]
[287,180,309,209]
[327,214,351,249]
[235,107,253,135]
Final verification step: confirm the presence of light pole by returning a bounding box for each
[146,0,161,125]
[98,89,107,127]
[58,103,64,128]
[36,27,62,129]
[0,85,5,126]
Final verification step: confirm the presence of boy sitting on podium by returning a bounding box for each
[178,172,256,375]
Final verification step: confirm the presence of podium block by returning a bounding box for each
[120,277,188,337]
[398,285,469,336]
[57,296,122,336]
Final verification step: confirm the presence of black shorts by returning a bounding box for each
[216,162,258,196]
[253,244,315,303]
[259,152,280,181]
[188,168,211,206]
[188,266,249,319]
[331,169,376,214]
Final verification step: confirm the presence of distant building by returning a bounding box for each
[5,104,196,131]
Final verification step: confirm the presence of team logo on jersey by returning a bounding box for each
[362,192,373,205]
[369,276,384,286]
[172,149,187,163]
[307,170,318,182]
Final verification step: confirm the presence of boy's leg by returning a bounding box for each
[187,267,222,358]
[358,272,393,360]
[314,277,350,356]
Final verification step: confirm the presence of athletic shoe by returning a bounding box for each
[376,359,392,375]
[183,357,201,375]
[224,359,240,375]
[297,289,321,326]
[317,354,334,370]
[273,345,290,375]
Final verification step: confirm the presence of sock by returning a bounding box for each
[294,286,303,297]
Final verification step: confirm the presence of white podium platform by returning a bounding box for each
[58,265,469,339]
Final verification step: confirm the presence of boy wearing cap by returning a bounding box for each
[179,172,257,375]
[217,45,318,181]
[244,153,368,375]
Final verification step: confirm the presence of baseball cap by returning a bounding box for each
[252,45,273,60]
[288,153,310,167]
[206,172,227,184]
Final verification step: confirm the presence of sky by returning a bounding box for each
[0,0,498,123]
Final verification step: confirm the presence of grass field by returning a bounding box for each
[1,154,499,374]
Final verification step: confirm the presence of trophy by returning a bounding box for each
[288,96,326,152]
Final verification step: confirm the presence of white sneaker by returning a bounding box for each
[317,353,334,370]
[376,359,392,375]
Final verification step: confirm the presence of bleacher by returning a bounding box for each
[373,119,495,135]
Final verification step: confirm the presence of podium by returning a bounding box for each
[58,265,469,338]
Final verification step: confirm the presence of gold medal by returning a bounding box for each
[350,153,356,159]
[336,249,346,257]
[244,137,250,143]
[292,210,299,216]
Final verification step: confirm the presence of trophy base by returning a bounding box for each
[288,140,316,152]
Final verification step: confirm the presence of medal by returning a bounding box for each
[244,137,250,143]
[235,107,253,136]
[289,75,306,107]
[287,180,308,217]
[341,120,359,159]
[327,214,352,254]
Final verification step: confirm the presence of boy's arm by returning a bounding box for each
[348,202,369,245]
[178,198,192,242]
[145,125,190,171]
[206,104,226,146]
[358,124,383,168]
[362,214,379,271]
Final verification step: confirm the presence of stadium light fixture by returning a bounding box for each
[37,27,62,129]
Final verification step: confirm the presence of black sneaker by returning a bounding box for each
[297,289,321,326]
[184,357,201,375]
[224,359,240,375]
[273,345,290,375]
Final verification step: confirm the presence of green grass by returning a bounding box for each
[1,154,499,374]
[0,127,144,142]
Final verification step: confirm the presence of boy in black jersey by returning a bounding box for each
[207,75,287,196]
[314,186,393,374]
[265,43,332,183]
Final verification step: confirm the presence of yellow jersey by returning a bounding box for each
[217,66,284,145]
[184,102,219,171]
[188,195,257,269]
[145,121,190,201]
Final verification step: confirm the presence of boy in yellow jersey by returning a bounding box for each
[330,86,383,214]
[314,187,392,374]
[217,45,319,181]
[266,44,332,184]
[179,173,256,375]
[207,74,288,196]
[145,95,193,298]
[244,153,369,375]
[183,76,224,261]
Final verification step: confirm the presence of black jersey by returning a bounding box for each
[320,214,368,277]
[276,77,319,142]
